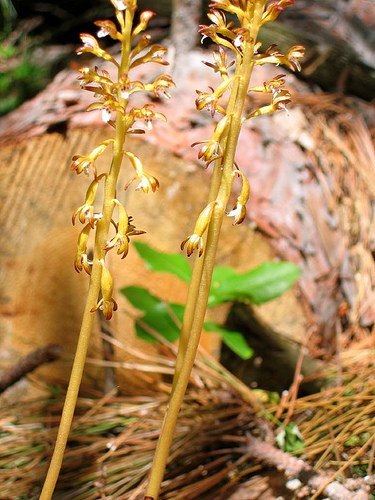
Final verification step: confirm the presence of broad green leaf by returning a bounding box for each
[135,323,157,343]
[204,321,253,360]
[209,262,300,306]
[208,266,239,307]
[135,301,183,343]
[121,285,185,343]
[133,241,191,283]
[120,286,160,311]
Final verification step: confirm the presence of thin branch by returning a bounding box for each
[0,344,61,393]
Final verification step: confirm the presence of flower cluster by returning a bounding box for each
[71,0,175,319]
[182,0,305,257]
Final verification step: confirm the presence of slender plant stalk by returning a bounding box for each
[146,1,304,498]
[40,2,175,497]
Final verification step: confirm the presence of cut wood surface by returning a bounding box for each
[0,44,374,393]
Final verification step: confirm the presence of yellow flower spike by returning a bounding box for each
[261,0,294,25]
[195,77,235,116]
[74,223,92,274]
[72,174,106,227]
[76,33,119,67]
[253,44,305,72]
[90,260,118,320]
[77,67,113,89]
[114,199,129,235]
[132,10,155,39]
[41,3,177,497]
[191,138,220,162]
[144,2,302,498]
[132,103,167,130]
[124,151,144,175]
[110,0,126,11]
[104,200,130,258]
[94,19,123,41]
[227,202,246,225]
[70,140,114,177]
[123,151,159,193]
[235,170,250,206]
[144,74,176,100]
[86,99,125,124]
[245,88,291,120]
[227,170,250,225]
[209,0,249,18]
[130,44,169,69]
[181,201,218,257]
[248,73,286,94]
[124,172,159,193]
[131,34,151,60]
[191,115,229,163]
[202,46,235,80]
[285,45,305,72]
[213,114,230,140]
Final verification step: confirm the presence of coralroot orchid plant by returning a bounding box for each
[40,1,175,498]
[145,1,304,499]
[40,0,304,499]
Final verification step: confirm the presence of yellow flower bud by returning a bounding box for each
[227,170,250,225]
[72,174,106,227]
[90,260,118,319]
[181,201,217,257]
[74,224,92,274]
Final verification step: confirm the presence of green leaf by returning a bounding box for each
[208,266,239,307]
[204,322,253,360]
[135,301,183,343]
[209,262,300,306]
[120,286,160,311]
[135,323,157,343]
[133,241,191,282]
[121,285,185,343]
[275,423,304,453]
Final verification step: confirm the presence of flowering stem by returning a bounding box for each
[172,63,241,392]
[39,9,134,500]
[145,4,265,499]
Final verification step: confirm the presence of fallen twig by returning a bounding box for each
[0,344,61,393]
[245,436,370,500]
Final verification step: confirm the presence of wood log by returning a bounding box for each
[1,44,374,396]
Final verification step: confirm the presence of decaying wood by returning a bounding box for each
[0,36,374,391]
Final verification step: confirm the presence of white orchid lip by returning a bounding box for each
[81,35,96,49]
[227,202,246,225]
[113,0,126,10]
[102,108,112,123]
[97,28,109,38]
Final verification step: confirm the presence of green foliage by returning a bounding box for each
[133,241,191,283]
[119,243,300,360]
[0,49,48,115]
[345,432,372,447]
[121,286,184,343]
[204,321,253,359]
[275,422,305,453]
[209,262,301,306]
